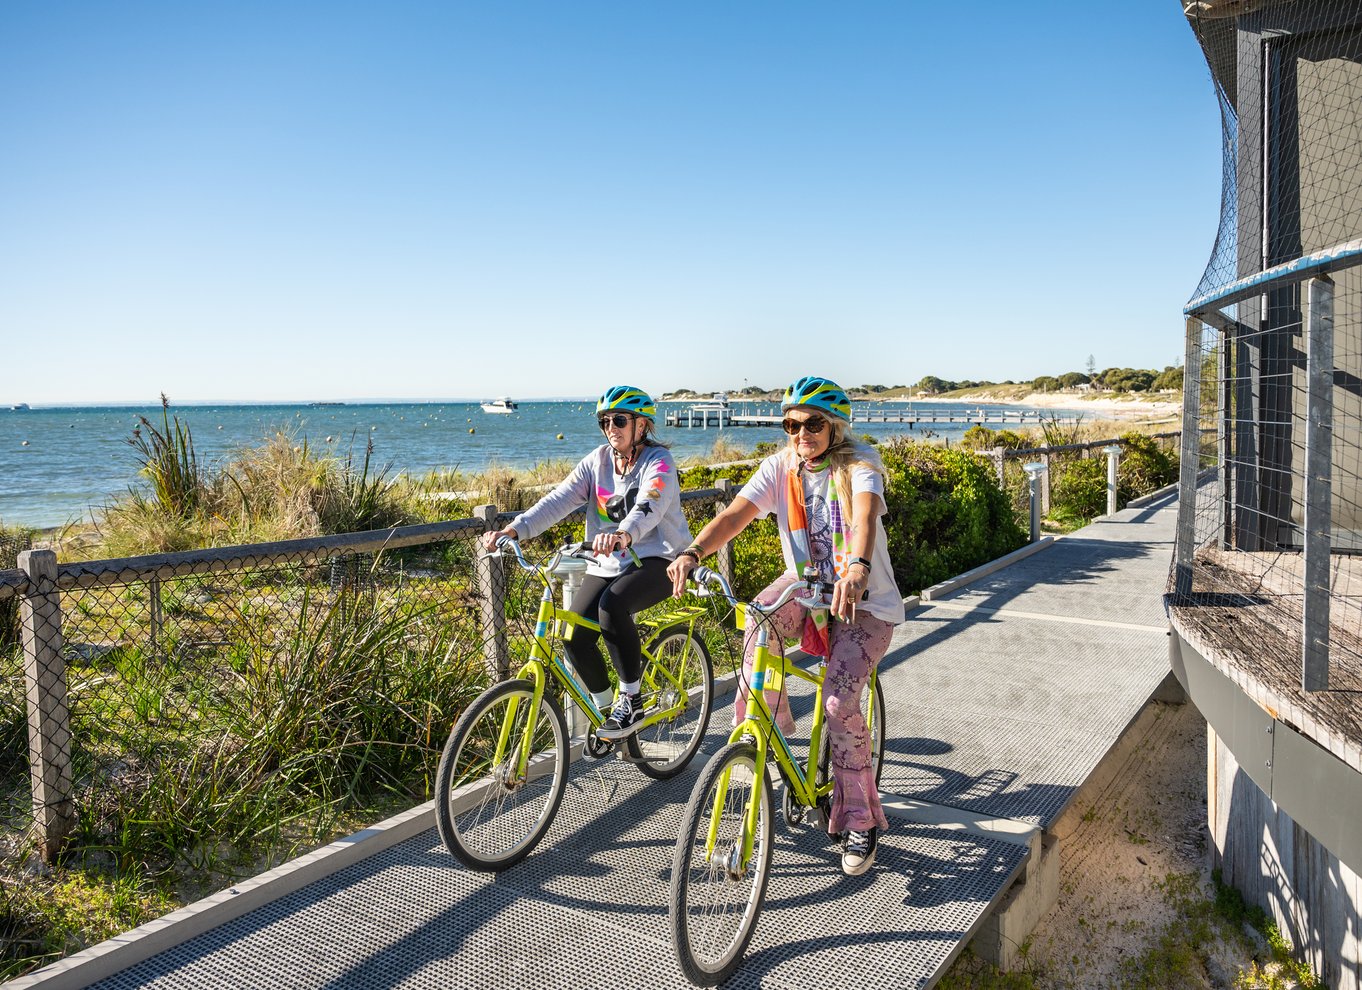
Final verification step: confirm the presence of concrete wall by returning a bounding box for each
[1210,726,1362,990]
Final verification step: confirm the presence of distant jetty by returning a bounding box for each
[664,395,1073,429]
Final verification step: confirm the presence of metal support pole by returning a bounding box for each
[1103,445,1122,516]
[19,548,75,862]
[1174,316,1206,598]
[1303,276,1333,692]
[1023,462,1045,543]
[473,504,510,681]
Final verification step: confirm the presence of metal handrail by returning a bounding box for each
[1184,237,1362,316]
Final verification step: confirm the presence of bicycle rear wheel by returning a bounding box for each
[629,628,714,779]
[669,741,773,986]
[435,678,569,871]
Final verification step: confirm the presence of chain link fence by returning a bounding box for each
[1,488,748,876]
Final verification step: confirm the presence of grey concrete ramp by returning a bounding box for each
[876,493,1176,828]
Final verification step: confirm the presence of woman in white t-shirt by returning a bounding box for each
[667,376,904,877]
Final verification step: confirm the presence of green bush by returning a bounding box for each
[960,426,1029,451]
[1050,458,1107,525]
[1117,432,1177,500]
[877,439,1027,593]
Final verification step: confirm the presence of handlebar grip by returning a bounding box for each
[692,565,715,585]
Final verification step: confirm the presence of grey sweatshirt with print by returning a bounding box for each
[508,444,692,577]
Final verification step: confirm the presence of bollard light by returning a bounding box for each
[1103,445,1122,516]
[1023,461,1047,542]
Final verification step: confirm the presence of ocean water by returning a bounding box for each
[0,399,1067,529]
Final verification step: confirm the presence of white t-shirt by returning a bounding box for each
[737,447,906,625]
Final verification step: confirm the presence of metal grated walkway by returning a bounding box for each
[20,494,1177,990]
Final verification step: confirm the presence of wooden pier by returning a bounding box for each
[663,405,1073,429]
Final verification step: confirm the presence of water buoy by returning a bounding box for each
[556,433,564,440]
[469,427,475,434]
[21,440,29,446]
[325,436,334,442]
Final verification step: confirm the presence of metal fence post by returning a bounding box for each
[18,548,75,862]
[1303,275,1334,692]
[1023,462,1046,543]
[472,504,510,681]
[1174,316,1205,598]
[1103,445,1122,516]
[713,479,736,588]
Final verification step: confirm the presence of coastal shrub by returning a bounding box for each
[125,395,206,519]
[960,426,1030,451]
[1050,458,1107,525]
[1116,431,1177,499]
[877,439,1026,593]
[67,592,485,876]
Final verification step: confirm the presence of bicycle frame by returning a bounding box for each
[494,542,708,778]
[705,584,878,872]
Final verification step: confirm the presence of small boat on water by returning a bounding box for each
[10,403,29,411]
[690,392,729,413]
[480,397,518,414]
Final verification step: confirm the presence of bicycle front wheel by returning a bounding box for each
[669,741,773,986]
[435,678,569,871]
[629,628,715,780]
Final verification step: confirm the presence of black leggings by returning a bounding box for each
[563,556,673,693]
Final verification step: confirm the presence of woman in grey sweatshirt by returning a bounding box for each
[482,386,692,738]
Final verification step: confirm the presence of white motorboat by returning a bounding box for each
[480,397,518,413]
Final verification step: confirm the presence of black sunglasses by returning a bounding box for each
[781,415,828,436]
[598,413,633,431]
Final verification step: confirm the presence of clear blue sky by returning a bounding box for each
[1,2,1221,405]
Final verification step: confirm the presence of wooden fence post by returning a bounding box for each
[19,548,75,862]
[990,447,1006,486]
[472,504,510,681]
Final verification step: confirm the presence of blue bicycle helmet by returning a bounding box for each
[596,385,656,421]
[781,376,851,423]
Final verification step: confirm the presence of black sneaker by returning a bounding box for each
[598,693,646,739]
[842,827,878,876]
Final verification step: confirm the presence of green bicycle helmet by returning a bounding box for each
[782,376,852,423]
[596,385,656,421]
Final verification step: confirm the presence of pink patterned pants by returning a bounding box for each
[733,574,896,834]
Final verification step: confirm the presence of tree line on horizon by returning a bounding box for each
[662,362,1183,401]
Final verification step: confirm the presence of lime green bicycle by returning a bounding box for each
[668,566,885,985]
[435,538,716,871]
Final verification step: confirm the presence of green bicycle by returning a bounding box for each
[435,538,716,872]
[668,566,885,985]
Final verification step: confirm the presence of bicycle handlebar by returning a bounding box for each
[689,566,840,613]
[485,537,595,575]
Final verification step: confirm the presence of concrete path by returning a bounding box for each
[18,494,1177,990]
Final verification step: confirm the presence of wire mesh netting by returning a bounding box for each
[1175,0,1362,695]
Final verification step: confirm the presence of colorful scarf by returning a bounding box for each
[785,460,851,656]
